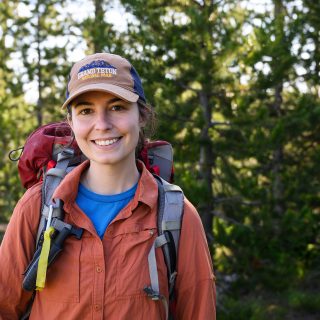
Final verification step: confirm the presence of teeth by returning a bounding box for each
[95,138,119,146]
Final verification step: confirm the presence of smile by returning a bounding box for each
[94,138,121,146]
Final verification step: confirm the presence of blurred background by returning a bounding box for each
[0,0,319,318]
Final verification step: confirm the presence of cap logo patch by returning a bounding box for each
[77,60,117,80]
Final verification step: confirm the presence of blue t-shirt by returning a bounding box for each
[76,182,138,239]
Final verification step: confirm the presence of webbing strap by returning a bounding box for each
[162,220,181,231]
[36,202,63,246]
[145,234,170,320]
[161,296,169,320]
[147,234,168,295]
[42,205,63,219]
[45,168,66,179]
[36,226,55,290]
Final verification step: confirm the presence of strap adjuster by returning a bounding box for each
[143,286,161,300]
[169,271,177,285]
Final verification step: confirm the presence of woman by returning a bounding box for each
[0,53,216,319]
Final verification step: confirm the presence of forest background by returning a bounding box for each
[0,0,319,319]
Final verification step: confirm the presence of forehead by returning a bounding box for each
[71,91,126,105]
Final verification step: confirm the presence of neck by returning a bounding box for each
[82,159,140,195]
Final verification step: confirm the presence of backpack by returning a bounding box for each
[11,121,184,320]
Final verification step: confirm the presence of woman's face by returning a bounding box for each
[69,91,141,169]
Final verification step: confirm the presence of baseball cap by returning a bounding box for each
[62,52,146,109]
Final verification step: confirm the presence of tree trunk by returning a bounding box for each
[36,1,43,126]
[199,91,215,245]
[271,0,285,216]
[93,0,104,52]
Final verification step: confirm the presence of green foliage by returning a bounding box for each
[120,0,247,246]
[218,285,320,319]
[0,0,28,221]
[0,0,76,220]
[219,296,287,320]
[288,290,320,313]
[81,0,120,53]
[14,0,73,124]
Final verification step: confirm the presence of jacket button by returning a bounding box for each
[96,266,103,273]
[94,304,101,311]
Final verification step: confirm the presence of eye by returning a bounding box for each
[78,108,93,115]
[110,104,125,111]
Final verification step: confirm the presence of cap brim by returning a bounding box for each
[61,83,139,109]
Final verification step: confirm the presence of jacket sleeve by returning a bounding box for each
[0,184,42,320]
[174,198,216,320]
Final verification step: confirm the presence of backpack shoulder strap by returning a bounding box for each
[156,176,184,296]
[144,176,184,319]
[21,148,84,318]
[23,148,77,290]
[36,148,75,246]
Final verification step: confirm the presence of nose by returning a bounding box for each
[95,110,113,131]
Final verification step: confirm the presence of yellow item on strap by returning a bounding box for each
[36,226,55,291]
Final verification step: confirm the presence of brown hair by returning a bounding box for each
[136,99,156,156]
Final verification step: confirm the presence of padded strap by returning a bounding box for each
[43,148,74,207]
[162,220,181,232]
[156,177,184,299]
[145,175,184,318]
[163,183,181,192]
[37,148,74,246]
[162,185,184,254]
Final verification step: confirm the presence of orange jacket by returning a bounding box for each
[0,161,216,319]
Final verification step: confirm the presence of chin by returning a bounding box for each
[91,153,135,167]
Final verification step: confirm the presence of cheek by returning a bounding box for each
[70,119,89,141]
[119,113,140,134]
[130,117,142,140]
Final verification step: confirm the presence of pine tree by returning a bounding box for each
[0,0,29,221]
[218,0,320,297]
[15,0,72,125]
[80,0,122,54]
[120,0,245,248]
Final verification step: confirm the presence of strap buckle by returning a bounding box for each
[143,286,161,301]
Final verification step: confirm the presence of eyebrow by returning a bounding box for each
[73,97,124,108]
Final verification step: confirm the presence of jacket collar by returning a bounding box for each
[52,159,158,213]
